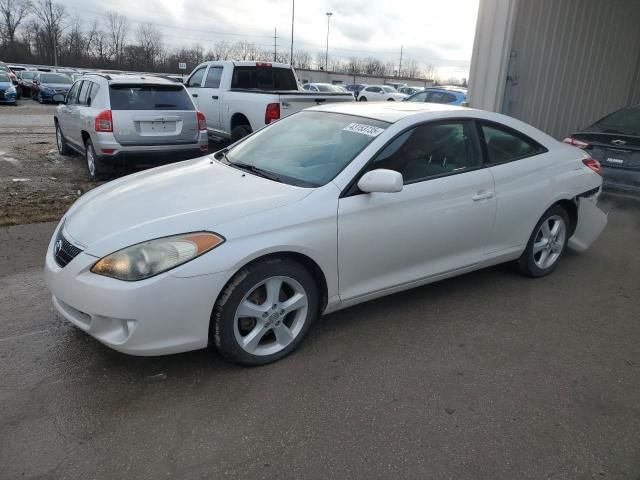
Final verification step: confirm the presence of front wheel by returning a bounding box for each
[517,205,570,277]
[212,257,319,365]
[359,96,367,102]
[387,98,395,101]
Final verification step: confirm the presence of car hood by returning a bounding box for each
[64,157,312,257]
[0,81,12,88]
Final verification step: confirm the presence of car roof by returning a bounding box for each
[309,101,470,123]
[427,86,467,94]
[81,74,179,86]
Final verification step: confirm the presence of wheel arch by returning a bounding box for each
[230,112,252,132]
[81,130,91,146]
[555,198,578,236]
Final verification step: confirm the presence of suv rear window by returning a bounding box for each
[109,84,194,110]
[231,66,298,91]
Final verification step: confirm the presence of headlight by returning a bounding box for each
[91,232,224,281]
[7,85,16,93]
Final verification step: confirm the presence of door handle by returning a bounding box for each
[212,95,218,100]
[192,93,198,98]
[472,190,494,201]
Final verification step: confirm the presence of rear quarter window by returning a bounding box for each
[109,85,194,110]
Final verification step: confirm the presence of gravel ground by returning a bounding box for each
[0,99,101,226]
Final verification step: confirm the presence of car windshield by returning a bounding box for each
[21,71,36,79]
[590,106,640,136]
[0,73,10,82]
[41,74,72,84]
[313,84,334,92]
[382,86,396,93]
[225,111,389,187]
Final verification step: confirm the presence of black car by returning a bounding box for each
[565,105,640,192]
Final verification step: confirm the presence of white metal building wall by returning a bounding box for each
[469,0,640,139]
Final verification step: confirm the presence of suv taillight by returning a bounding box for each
[95,110,113,132]
[563,137,589,149]
[582,158,602,176]
[265,103,280,124]
[197,111,207,131]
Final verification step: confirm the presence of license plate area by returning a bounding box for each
[139,121,177,132]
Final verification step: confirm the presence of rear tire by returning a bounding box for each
[231,125,251,142]
[85,139,107,181]
[212,257,319,366]
[55,123,71,156]
[517,205,570,277]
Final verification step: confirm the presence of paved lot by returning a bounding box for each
[0,194,639,479]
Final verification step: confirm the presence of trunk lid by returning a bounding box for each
[573,132,640,170]
[109,83,199,146]
[279,92,355,118]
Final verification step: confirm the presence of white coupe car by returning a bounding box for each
[358,85,407,102]
[45,103,607,365]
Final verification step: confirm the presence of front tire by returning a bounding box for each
[359,96,367,102]
[212,257,319,366]
[517,205,570,277]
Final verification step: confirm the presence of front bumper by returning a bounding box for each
[45,225,229,356]
[0,91,17,103]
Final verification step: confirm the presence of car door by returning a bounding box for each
[477,121,552,254]
[198,65,223,129]
[68,80,91,145]
[337,120,497,300]
[185,65,208,109]
[58,81,82,147]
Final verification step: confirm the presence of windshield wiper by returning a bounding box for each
[229,161,283,183]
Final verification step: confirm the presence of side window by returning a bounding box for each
[480,123,547,164]
[186,66,206,87]
[66,81,81,105]
[204,66,223,88]
[77,81,91,105]
[87,82,100,106]
[427,91,447,103]
[407,91,428,103]
[372,121,481,184]
[443,92,457,103]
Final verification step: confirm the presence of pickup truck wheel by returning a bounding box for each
[231,125,252,142]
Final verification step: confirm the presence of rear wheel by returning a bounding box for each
[517,205,570,277]
[85,139,107,181]
[231,125,251,142]
[212,257,319,365]
[55,123,71,155]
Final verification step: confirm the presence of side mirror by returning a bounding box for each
[52,93,66,103]
[357,169,403,194]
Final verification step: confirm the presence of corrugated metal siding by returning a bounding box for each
[505,0,640,139]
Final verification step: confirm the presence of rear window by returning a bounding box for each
[231,66,298,91]
[590,106,640,136]
[109,84,194,110]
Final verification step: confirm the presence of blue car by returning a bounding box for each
[32,72,72,103]
[405,86,467,106]
[0,72,18,105]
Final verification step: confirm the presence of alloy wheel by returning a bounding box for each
[233,276,309,356]
[532,215,566,269]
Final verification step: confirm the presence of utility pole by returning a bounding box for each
[325,12,333,72]
[398,45,403,78]
[290,0,295,66]
[48,0,58,67]
[273,27,278,62]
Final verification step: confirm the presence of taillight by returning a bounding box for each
[265,103,280,124]
[256,62,272,68]
[563,137,589,149]
[95,110,113,132]
[582,158,602,175]
[197,111,207,131]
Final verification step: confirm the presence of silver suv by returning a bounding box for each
[54,74,209,180]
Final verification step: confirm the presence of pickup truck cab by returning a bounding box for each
[186,61,354,141]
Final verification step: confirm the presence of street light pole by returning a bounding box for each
[325,12,332,71]
[290,0,295,65]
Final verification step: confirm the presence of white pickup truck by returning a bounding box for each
[185,61,354,141]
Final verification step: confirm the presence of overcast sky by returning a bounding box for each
[59,0,479,79]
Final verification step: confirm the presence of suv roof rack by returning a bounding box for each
[83,73,112,81]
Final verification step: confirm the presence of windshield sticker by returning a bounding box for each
[343,123,384,137]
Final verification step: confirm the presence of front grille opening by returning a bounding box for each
[53,229,83,268]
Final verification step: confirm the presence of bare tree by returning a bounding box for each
[0,0,31,46]
[134,22,162,70]
[292,50,311,69]
[31,0,64,64]
[105,10,127,63]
